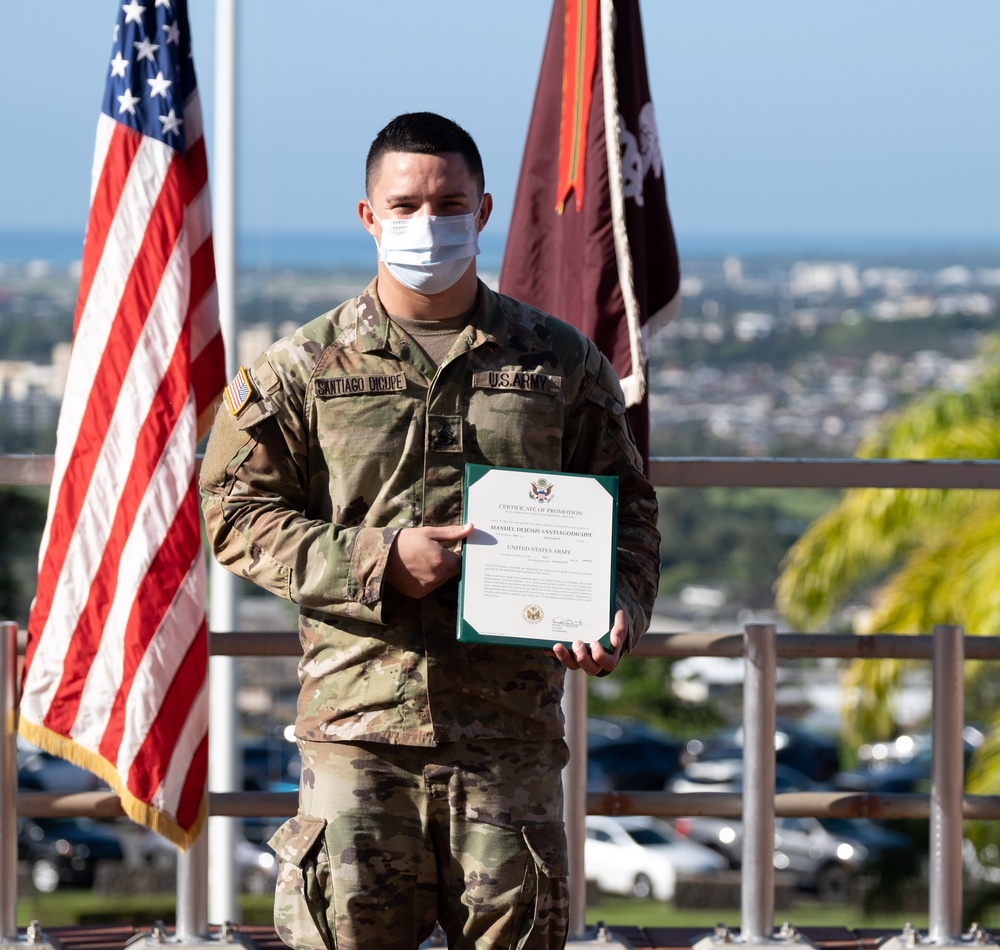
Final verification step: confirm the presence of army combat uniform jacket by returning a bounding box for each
[200,279,660,747]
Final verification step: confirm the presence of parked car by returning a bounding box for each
[140,829,279,895]
[587,717,684,791]
[17,739,104,793]
[834,760,931,795]
[667,759,823,794]
[242,736,301,792]
[673,814,917,902]
[584,814,726,901]
[685,720,840,784]
[834,729,979,796]
[17,817,125,893]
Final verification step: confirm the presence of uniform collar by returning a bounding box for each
[469,281,511,349]
[352,278,511,354]
[353,279,395,353]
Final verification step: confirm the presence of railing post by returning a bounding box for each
[928,624,965,943]
[693,624,817,950]
[740,622,777,942]
[878,625,995,950]
[1,621,18,941]
[176,828,210,941]
[562,668,588,941]
[1,622,59,950]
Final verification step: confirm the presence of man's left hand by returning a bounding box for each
[550,608,627,676]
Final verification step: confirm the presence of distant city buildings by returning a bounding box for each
[1,249,998,457]
[0,343,69,440]
[648,251,1000,456]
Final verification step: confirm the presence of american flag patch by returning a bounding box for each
[224,367,254,417]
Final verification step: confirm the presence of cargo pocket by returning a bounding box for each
[515,822,569,950]
[269,815,334,950]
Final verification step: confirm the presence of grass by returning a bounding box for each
[586,896,928,931]
[18,890,1000,933]
[587,893,1000,933]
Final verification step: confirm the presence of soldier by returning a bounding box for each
[200,111,660,950]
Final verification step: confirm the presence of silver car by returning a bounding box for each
[673,814,914,903]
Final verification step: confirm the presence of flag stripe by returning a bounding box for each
[41,242,191,735]
[184,125,209,204]
[101,478,204,767]
[50,322,196,740]
[25,150,184,686]
[127,606,208,804]
[74,119,141,334]
[28,130,164,665]
[169,689,210,830]
[556,0,599,212]
[31,135,177,596]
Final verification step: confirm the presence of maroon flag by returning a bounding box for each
[499,0,680,465]
[19,0,224,848]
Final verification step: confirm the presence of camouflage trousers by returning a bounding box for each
[268,737,570,950]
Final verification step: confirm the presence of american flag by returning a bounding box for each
[19,0,225,848]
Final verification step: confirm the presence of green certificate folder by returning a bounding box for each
[457,463,619,650]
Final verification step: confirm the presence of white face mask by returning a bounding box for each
[371,201,482,295]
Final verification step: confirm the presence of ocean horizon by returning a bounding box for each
[2,228,1000,271]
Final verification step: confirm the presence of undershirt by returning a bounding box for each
[391,311,472,368]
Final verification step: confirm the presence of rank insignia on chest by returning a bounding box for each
[224,366,255,417]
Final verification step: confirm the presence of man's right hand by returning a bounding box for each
[385,523,474,599]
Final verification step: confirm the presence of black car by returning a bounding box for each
[587,717,684,791]
[17,817,125,893]
[668,758,824,794]
[834,731,978,795]
[241,736,301,792]
[687,719,841,784]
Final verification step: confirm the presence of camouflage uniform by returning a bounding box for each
[272,738,570,950]
[200,279,660,950]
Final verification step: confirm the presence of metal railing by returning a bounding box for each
[3,454,1000,946]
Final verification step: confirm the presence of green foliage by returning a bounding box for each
[0,308,73,362]
[774,332,1000,761]
[585,894,991,929]
[588,654,724,738]
[20,889,979,931]
[0,486,47,625]
[777,332,1000,636]
[659,487,838,609]
[0,418,58,453]
[665,307,1000,370]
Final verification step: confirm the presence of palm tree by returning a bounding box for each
[775,333,1000,757]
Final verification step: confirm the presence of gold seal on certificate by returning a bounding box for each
[457,464,618,649]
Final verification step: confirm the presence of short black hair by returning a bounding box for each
[365,112,485,198]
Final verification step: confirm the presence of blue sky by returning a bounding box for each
[3,1,1000,250]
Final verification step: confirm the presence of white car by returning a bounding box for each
[584,815,726,900]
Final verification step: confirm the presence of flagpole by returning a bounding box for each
[204,0,241,931]
[1,623,19,941]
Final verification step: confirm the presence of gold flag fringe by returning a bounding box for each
[18,717,206,851]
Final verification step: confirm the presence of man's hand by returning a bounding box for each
[551,608,628,676]
[385,523,474,599]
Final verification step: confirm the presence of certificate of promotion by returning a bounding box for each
[457,464,618,649]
